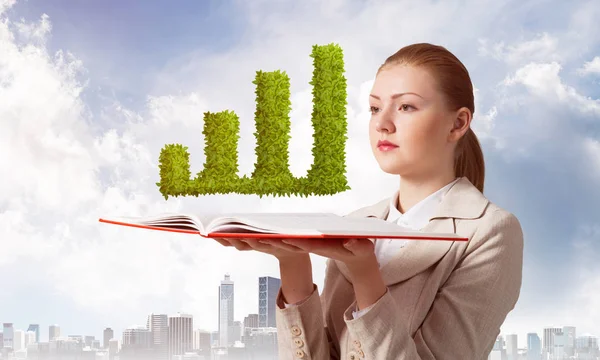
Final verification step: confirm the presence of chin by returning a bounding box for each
[377,161,404,175]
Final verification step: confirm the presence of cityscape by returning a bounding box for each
[0,274,598,360]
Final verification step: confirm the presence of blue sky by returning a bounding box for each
[1,0,599,350]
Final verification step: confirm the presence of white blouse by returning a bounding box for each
[352,177,460,319]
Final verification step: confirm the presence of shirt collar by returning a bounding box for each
[387,178,460,230]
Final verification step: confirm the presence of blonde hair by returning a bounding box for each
[378,43,485,192]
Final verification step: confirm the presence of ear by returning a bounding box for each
[448,107,472,143]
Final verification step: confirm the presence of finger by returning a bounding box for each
[213,238,233,247]
[342,238,375,256]
[256,239,307,253]
[228,239,253,251]
[282,238,352,258]
[239,239,275,252]
[282,238,345,252]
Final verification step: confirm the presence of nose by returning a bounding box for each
[375,110,396,134]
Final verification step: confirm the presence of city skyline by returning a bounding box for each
[1,273,282,359]
[0,273,600,350]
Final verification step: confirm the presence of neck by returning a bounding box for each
[397,171,457,213]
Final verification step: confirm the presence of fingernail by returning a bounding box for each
[281,240,290,244]
[343,239,356,247]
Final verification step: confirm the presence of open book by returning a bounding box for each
[99,213,468,241]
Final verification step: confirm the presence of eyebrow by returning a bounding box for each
[369,92,424,100]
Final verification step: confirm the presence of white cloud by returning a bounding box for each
[582,138,600,177]
[502,62,600,116]
[15,13,52,44]
[0,0,15,15]
[478,33,561,66]
[577,56,600,76]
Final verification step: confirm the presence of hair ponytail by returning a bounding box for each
[455,128,485,192]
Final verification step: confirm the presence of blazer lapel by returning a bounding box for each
[336,177,490,286]
[379,217,456,285]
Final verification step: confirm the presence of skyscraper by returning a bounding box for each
[147,314,169,360]
[49,325,61,341]
[27,324,40,343]
[2,323,14,349]
[543,327,562,357]
[527,333,541,360]
[219,274,234,347]
[103,328,114,349]
[505,334,518,360]
[258,276,281,328]
[168,313,193,358]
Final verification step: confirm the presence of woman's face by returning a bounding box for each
[368,65,458,178]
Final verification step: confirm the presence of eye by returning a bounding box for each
[369,106,380,114]
[400,104,415,111]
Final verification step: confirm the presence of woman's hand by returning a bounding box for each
[261,237,377,269]
[263,237,386,311]
[211,236,308,261]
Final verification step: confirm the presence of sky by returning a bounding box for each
[1,0,599,349]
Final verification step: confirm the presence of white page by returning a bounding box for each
[206,213,428,235]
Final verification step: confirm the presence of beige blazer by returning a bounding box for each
[275,177,524,360]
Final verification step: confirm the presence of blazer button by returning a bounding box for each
[291,325,302,336]
[353,340,361,349]
[293,338,304,347]
[295,349,306,358]
[347,351,358,360]
[357,349,365,357]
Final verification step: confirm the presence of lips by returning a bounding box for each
[377,140,397,147]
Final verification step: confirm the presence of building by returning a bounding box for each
[244,327,278,360]
[231,321,242,344]
[576,335,600,360]
[85,335,95,347]
[543,327,561,358]
[244,314,259,329]
[104,328,114,349]
[169,313,193,358]
[488,336,506,360]
[146,314,169,360]
[219,274,234,347]
[27,324,40,343]
[108,338,119,360]
[49,324,61,341]
[527,333,541,360]
[13,330,25,351]
[3,323,14,349]
[25,331,36,347]
[121,326,153,360]
[505,334,518,360]
[193,329,211,352]
[563,326,576,357]
[259,276,281,328]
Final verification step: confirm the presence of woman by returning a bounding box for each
[216,43,524,359]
